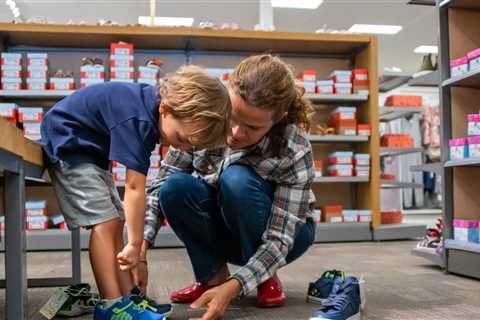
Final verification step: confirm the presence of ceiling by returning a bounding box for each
[0,0,438,75]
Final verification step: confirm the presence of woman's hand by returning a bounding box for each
[189,279,241,320]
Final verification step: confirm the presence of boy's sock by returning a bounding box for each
[101,296,123,308]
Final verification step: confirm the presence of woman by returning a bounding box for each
[138,54,316,320]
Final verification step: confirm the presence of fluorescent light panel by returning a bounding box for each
[138,16,194,27]
[272,0,323,9]
[414,45,438,54]
[348,24,402,35]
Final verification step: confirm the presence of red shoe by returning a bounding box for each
[170,282,211,303]
[256,274,286,308]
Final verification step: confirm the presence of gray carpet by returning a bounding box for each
[1,241,479,319]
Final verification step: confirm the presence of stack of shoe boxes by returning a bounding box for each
[137,65,160,86]
[112,144,162,184]
[25,200,49,231]
[299,70,317,94]
[1,53,22,90]
[110,42,134,83]
[330,70,352,95]
[26,53,48,90]
[353,154,370,178]
[50,71,75,90]
[19,107,43,141]
[80,59,105,88]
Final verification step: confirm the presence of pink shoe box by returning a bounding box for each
[111,78,135,83]
[334,83,352,94]
[26,215,50,230]
[111,161,125,168]
[332,107,356,120]
[327,164,354,177]
[1,78,22,90]
[110,42,134,56]
[80,78,104,88]
[26,66,48,79]
[302,81,316,94]
[467,136,480,158]
[110,55,134,68]
[138,66,159,80]
[312,209,322,223]
[0,103,18,121]
[468,114,480,136]
[1,65,22,78]
[50,214,65,227]
[23,122,41,136]
[147,168,160,181]
[449,138,468,160]
[353,69,368,81]
[453,219,479,243]
[354,153,370,166]
[80,65,105,79]
[110,67,134,80]
[354,167,370,177]
[49,78,75,90]
[316,80,334,94]
[467,48,480,71]
[357,210,372,223]
[328,151,354,165]
[26,78,47,90]
[137,78,158,86]
[27,53,48,68]
[1,53,22,66]
[299,70,317,83]
[112,167,126,181]
[343,210,358,223]
[18,107,43,123]
[151,144,161,155]
[25,200,47,216]
[330,70,352,83]
[450,56,469,77]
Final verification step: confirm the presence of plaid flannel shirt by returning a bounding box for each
[144,124,316,296]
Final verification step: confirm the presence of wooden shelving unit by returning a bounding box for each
[0,23,381,248]
[438,1,480,279]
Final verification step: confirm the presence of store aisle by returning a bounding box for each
[0,241,478,320]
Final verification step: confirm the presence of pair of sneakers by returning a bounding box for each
[57,284,172,320]
[307,270,365,320]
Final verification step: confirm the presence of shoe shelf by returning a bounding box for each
[410,162,442,174]
[411,247,444,268]
[305,93,369,104]
[380,147,423,157]
[380,180,423,189]
[373,223,426,241]
[314,174,369,183]
[0,90,74,99]
[438,2,480,279]
[379,107,423,122]
[315,222,372,242]
[308,135,368,143]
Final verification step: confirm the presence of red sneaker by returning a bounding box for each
[256,274,286,308]
[170,282,211,303]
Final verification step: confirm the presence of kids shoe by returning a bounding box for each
[256,274,286,308]
[307,270,346,304]
[56,283,100,317]
[93,297,164,320]
[130,287,173,318]
[310,276,365,320]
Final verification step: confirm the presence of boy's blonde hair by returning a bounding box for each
[159,65,231,150]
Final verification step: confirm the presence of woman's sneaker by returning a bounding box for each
[93,297,164,320]
[129,287,173,318]
[307,270,346,304]
[310,276,365,320]
[57,283,100,317]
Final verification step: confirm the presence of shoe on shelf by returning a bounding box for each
[57,283,100,317]
[256,273,286,308]
[310,276,365,320]
[307,270,346,304]
[170,282,211,304]
[94,297,164,320]
[129,287,173,318]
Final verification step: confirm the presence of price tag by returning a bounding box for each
[39,288,69,319]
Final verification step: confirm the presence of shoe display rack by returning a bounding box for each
[438,0,480,279]
[0,23,382,250]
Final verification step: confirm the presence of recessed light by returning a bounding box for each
[272,0,323,9]
[138,16,194,27]
[348,24,403,35]
[384,66,403,73]
[414,45,438,54]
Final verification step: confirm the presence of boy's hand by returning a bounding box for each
[117,243,141,271]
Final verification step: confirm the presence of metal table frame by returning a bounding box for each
[0,148,81,319]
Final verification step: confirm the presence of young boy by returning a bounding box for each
[40,65,231,320]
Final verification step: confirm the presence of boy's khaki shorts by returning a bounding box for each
[47,161,125,230]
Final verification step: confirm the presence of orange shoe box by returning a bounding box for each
[321,205,344,223]
[385,95,422,107]
[381,211,403,224]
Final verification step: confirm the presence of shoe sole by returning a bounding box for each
[306,295,327,304]
[310,313,360,320]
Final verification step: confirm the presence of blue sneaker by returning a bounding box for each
[93,297,164,320]
[129,287,173,318]
[310,276,365,320]
[307,270,346,304]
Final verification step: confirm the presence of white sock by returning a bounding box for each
[101,296,123,308]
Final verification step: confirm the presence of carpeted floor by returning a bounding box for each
[1,241,479,319]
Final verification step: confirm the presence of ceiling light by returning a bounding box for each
[348,24,402,35]
[272,0,323,9]
[138,16,194,27]
[384,66,403,73]
[414,45,438,54]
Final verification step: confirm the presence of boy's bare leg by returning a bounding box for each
[115,220,135,295]
[89,218,123,299]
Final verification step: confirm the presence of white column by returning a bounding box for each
[259,0,274,30]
